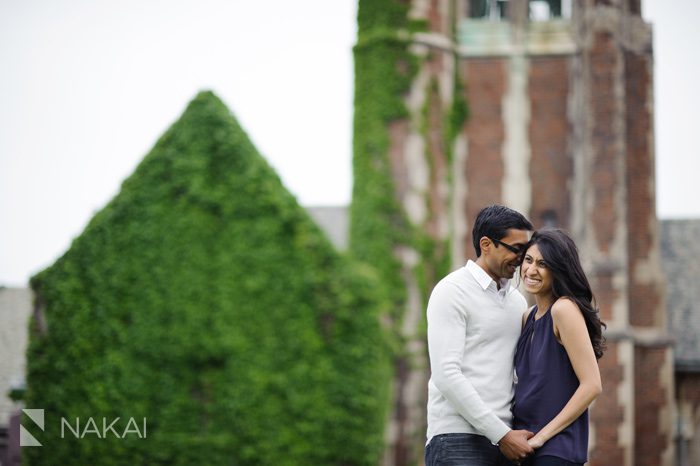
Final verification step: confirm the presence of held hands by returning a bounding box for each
[498,429,535,463]
[527,435,545,449]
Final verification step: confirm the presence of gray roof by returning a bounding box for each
[660,219,700,369]
[0,287,32,425]
[306,205,349,251]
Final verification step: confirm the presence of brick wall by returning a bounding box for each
[635,347,672,466]
[462,58,507,259]
[590,344,628,465]
[624,50,658,328]
[528,56,571,229]
[590,31,619,255]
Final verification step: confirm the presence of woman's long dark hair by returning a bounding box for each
[526,228,606,359]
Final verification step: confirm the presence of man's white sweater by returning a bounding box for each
[426,260,527,444]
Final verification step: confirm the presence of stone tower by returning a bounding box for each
[352,1,673,465]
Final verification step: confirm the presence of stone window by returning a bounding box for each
[529,0,571,21]
[469,0,511,21]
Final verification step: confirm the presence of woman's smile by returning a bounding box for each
[524,276,541,287]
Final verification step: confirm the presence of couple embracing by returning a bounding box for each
[425,205,606,466]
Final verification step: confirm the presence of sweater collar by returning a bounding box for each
[466,259,514,294]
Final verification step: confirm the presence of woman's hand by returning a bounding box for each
[527,435,544,449]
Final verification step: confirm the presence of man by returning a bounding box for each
[425,204,535,465]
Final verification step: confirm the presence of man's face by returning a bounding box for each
[483,228,530,281]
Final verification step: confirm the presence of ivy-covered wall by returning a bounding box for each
[352,1,467,464]
[26,91,391,466]
[351,1,423,464]
[351,0,416,322]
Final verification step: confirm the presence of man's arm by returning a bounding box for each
[427,281,515,443]
[428,281,534,461]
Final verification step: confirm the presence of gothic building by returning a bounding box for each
[352,1,673,465]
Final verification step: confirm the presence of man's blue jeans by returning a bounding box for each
[425,433,513,466]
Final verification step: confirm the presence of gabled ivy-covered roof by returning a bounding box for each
[26,91,390,465]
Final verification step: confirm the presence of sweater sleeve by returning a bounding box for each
[427,280,511,444]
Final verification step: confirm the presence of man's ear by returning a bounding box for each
[479,236,491,255]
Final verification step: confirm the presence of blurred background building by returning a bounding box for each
[350,1,685,465]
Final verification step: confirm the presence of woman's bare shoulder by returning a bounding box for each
[551,298,584,324]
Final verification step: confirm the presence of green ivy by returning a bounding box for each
[351,0,419,328]
[446,59,470,166]
[26,91,391,466]
[351,3,430,462]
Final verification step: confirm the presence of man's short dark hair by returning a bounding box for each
[472,204,533,257]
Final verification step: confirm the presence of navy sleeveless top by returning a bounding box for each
[513,305,588,463]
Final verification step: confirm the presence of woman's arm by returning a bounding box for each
[528,298,602,448]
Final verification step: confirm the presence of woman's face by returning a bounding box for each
[521,243,553,297]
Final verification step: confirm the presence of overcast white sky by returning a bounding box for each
[0,0,696,287]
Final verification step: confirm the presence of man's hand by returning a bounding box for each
[498,429,534,463]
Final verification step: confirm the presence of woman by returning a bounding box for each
[513,228,605,466]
